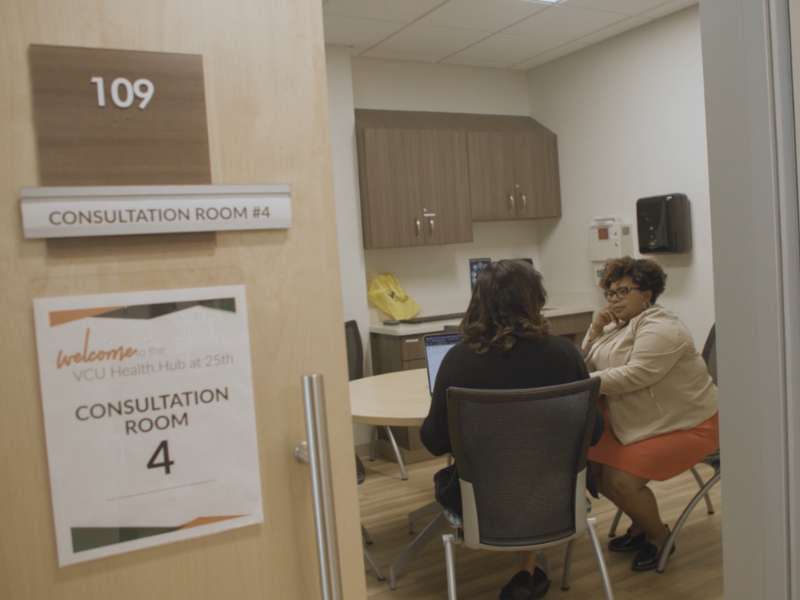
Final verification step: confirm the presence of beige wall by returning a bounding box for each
[327,12,716,347]
[528,6,714,346]
[0,1,365,599]
[327,46,372,368]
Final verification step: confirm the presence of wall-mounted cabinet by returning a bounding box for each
[355,110,561,250]
[356,114,472,249]
[467,119,561,221]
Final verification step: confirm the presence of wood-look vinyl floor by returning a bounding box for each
[359,457,722,600]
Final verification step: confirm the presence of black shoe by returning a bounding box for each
[608,528,647,553]
[531,567,550,599]
[631,540,676,572]
[499,568,551,600]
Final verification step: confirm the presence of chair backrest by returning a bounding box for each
[702,324,717,384]
[447,378,601,550]
[344,320,364,381]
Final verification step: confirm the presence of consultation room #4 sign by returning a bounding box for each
[33,285,263,566]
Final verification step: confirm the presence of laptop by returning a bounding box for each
[423,332,462,393]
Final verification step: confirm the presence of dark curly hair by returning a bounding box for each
[600,256,667,303]
[461,259,550,353]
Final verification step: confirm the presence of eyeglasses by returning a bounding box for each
[604,286,640,301]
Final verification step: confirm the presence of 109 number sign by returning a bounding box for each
[90,75,155,109]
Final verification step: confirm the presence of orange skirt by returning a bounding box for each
[588,411,720,481]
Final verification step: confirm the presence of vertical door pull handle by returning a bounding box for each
[297,374,342,600]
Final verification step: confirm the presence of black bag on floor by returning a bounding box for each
[434,463,462,517]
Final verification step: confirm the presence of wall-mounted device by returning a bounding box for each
[469,258,491,291]
[636,193,692,253]
[588,217,633,262]
[588,217,634,283]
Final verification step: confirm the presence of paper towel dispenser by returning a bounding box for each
[636,194,691,253]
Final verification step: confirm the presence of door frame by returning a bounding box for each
[701,0,800,598]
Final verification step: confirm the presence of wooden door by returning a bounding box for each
[467,130,517,221]
[358,128,425,249]
[0,1,365,600]
[413,129,473,245]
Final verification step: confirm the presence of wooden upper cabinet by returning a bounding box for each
[359,127,425,249]
[355,109,561,249]
[356,110,473,249]
[468,116,562,222]
[414,129,472,245]
[467,130,517,221]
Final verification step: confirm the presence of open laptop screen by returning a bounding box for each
[424,332,462,393]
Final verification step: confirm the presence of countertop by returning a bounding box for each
[369,304,597,336]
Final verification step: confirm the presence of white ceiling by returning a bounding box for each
[323,0,698,70]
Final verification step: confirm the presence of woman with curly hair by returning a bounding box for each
[421,259,600,600]
[583,256,718,572]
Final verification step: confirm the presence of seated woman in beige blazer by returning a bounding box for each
[583,257,718,572]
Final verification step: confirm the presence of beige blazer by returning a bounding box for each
[582,305,717,445]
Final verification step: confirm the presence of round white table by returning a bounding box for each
[349,368,431,427]
[349,368,431,480]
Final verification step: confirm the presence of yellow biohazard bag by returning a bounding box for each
[367,274,421,321]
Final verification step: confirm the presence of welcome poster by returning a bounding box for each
[33,285,263,566]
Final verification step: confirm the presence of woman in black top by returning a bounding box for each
[420,260,600,600]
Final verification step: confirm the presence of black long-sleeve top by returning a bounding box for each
[420,335,603,456]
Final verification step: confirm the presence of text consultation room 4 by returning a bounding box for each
[20,185,292,238]
[47,206,250,226]
[74,386,230,435]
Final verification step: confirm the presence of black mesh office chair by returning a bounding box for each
[345,319,408,480]
[441,378,613,600]
[345,320,365,381]
[608,324,721,573]
[345,321,386,580]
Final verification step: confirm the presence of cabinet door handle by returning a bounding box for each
[415,219,422,237]
[428,218,435,236]
[508,194,515,212]
[521,194,527,210]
